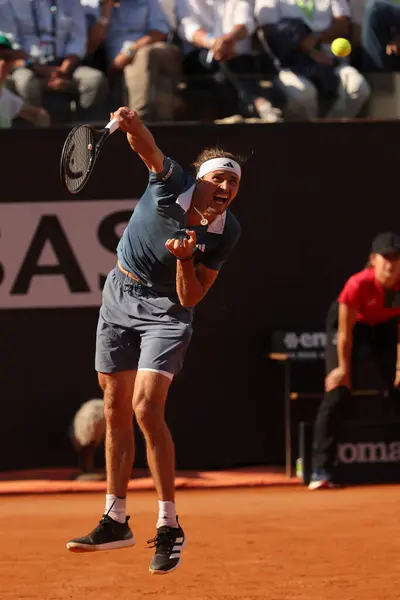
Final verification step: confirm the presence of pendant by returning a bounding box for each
[200,217,208,226]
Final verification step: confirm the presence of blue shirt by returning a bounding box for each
[0,0,87,60]
[117,157,242,297]
[105,0,170,60]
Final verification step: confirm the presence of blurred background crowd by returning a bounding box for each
[0,0,399,127]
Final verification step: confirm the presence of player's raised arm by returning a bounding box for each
[111,106,165,174]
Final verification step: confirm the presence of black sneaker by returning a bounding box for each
[66,515,135,552]
[147,521,186,575]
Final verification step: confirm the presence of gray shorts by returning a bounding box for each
[95,267,193,379]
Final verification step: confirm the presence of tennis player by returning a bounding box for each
[66,106,242,574]
[309,232,400,490]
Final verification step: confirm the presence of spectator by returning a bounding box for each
[255,0,371,120]
[176,0,283,122]
[80,0,113,73]
[159,0,177,31]
[82,0,181,122]
[0,32,50,128]
[309,232,400,490]
[0,0,108,123]
[362,0,400,71]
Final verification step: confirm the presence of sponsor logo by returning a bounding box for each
[0,200,137,309]
[274,331,337,360]
[337,441,400,464]
[283,331,327,350]
[223,161,234,168]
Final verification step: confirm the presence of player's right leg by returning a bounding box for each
[66,267,139,552]
[66,370,137,552]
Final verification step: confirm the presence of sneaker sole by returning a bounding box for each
[308,480,329,490]
[308,480,340,490]
[66,538,135,553]
[149,558,182,575]
[149,538,186,575]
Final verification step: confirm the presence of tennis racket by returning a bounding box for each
[60,118,120,194]
[255,25,282,74]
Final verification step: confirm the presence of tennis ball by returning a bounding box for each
[331,38,351,58]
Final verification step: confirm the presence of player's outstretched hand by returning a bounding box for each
[165,230,197,261]
[110,106,141,133]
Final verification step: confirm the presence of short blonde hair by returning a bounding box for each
[192,147,245,175]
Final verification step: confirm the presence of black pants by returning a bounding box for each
[182,50,283,119]
[312,301,399,473]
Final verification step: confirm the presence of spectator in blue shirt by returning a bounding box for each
[0,0,108,122]
[81,0,181,121]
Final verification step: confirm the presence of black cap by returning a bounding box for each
[371,232,400,256]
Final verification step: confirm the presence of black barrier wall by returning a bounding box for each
[1,122,399,472]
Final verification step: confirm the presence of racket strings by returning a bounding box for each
[62,125,95,193]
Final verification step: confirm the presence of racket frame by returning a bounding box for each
[60,118,119,194]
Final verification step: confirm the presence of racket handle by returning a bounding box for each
[105,118,120,135]
[206,50,214,64]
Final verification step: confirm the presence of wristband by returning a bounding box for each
[177,256,194,262]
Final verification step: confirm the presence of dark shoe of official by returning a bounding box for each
[147,521,185,575]
[66,515,135,552]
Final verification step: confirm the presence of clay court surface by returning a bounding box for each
[2,486,400,600]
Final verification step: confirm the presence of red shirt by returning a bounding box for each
[338,268,400,325]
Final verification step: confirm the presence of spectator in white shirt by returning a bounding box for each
[0,0,108,123]
[255,0,370,120]
[81,0,181,122]
[176,0,283,122]
[0,33,50,128]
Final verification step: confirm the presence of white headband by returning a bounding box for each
[196,157,241,180]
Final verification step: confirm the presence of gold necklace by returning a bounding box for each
[193,206,208,227]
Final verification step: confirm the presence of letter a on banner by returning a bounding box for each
[11,216,89,294]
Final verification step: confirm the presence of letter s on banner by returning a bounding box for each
[0,200,137,309]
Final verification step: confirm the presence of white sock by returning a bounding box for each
[105,494,126,524]
[157,500,178,529]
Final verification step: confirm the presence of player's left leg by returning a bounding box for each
[133,371,185,575]
[133,315,192,574]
